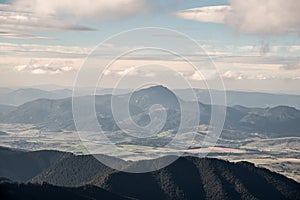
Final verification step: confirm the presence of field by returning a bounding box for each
[0,123,299,182]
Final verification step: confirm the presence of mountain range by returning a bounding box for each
[0,180,130,200]
[1,86,300,108]
[0,88,72,106]
[176,89,300,109]
[1,85,300,137]
[0,147,299,200]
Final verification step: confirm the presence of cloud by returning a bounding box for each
[175,0,300,36]
[221,70,244,80]
[14,60,74,74]
[102,66,158,78]
[227,0,300,35]
[144,72,156,77]
[258,41,270,55]
[0,3,94,41]
[116,67,139,76]
[238,41,270,55]
[151,34,189,39]
[0,7,94,32]
[271,45,300,53]
[103,69,112,76]
[254,74,268,80]
[0,42,92,58]
[174,5,231,24]
[116,67,157,77]
[220,71,274,80]
[12,0,147,20]
[0,29,53,40]
[188,70,217,81]
[188,72,205,81]
[184,70,275,81]
[280,61,300,70]
[0,0,148,39]
[207,55,300,67]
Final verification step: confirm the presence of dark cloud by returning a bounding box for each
[259,41,270,55]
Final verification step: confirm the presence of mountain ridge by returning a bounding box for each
[0,147,299,199]
[1,86,300,136]
[0,179,131,200]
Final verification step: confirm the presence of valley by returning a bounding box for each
[0,122,299,182]
[0,86,299,182]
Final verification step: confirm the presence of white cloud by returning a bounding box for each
[103,69,112,76]
[175,0,300,36]
[271,45,300,53]
[12,0,147,20]
[117,67,139,76]
[236,41,271,55]
[0,5,94,33]
[185,70,278,81]
[0,30,52,40]
[107,67,157,78]
[221,70,244,80]
[227,0,300,35]
[14,61,74,75]
[220,71,277,80]
[287,46,300,52]
[187,70,219,81]
[0,0,148,38]
[144,72,156,77]
[174,5,231,24]
[0,42,92,58]
[211,55,299,67]
[189,71,206,81]
[254,74,267,80]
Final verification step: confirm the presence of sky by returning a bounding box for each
[0,0,299,94]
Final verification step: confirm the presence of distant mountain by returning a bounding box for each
[239,106,300,136]
[129,85,180,109]
[176,89,300,109]
[0,180,130,200]
[1,98,74,131]
[27,84,72,91]
[0,94,117,131]
[51,89,73,97]
[3,87,300,141]
[0,86,182,132]
[2,86,300,108]
[0,88,13,95]
[1,86,300,136]
[1,86,300,108]
[0,88,72,106]
[1,147,299,200]
[0,104,15,117]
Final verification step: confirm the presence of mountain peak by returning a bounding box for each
[138,85,171,93]
[131,85,179,109]
[269,105,298,113]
